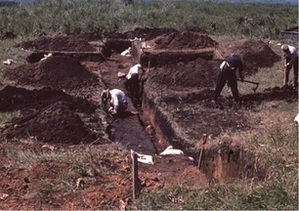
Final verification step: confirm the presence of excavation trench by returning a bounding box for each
[0,30,285,209]
[3,31,274,185]
[104,38,272,183]
[140,94,271,182]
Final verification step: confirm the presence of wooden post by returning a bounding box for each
[131,150,138,199]
[198,134,208,169]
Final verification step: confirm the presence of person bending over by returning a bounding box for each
[214,54,244,104]
[101,89,128,115]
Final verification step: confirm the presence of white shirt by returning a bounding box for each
[285,45,298,64]
[126,64,142,80]
[109,89,127,113]
[121,47,131,56]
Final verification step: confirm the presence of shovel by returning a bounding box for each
[238,79,259,92]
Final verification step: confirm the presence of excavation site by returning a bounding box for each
[0,27,296,209]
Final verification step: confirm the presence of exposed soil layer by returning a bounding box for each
[138,154,209,190]
[201,137,272,182]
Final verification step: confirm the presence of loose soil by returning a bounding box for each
[0,27,296,209]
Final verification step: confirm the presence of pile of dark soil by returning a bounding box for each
[124,27,178,41]
[0,86,97,114]
[19,34,97,52]
[0,86,101,144]
[154,31,217,49]
[226,40,281,75]
[0,101,97,144]
[147,57,219,88]
[5,55,99,90]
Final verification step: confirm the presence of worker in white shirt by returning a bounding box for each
[124,63,144,107]
[101,89,128,115]
[281,44,298,89]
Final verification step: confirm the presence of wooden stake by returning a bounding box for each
[197,134,208,169]
[131,150,138,199]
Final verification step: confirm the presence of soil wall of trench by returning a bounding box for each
[134,40,273,182]
[140,89,272,182]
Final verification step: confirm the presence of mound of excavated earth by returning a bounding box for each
[19,34,97,52]
[154,30,218,49]
[222,40,281,75]
[5,55,99,90]
[1,101,98,144]
[0,86,102,144]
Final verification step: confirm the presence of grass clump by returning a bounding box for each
[131,179,298,210]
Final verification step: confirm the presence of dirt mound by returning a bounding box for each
[19,34,97,51]
[227,40,281,75]
[0,86,101,144]
[5,55,99,90]
[124,27,178,41]
[0,86,97,114]
[0,100,97,144]
[147,57,219,88]
[155,31,217,49]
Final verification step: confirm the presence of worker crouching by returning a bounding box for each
[101,89,128,115]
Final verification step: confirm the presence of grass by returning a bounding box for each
[0,111,21,129]
[0,0,297,39]
[1,141,130,205]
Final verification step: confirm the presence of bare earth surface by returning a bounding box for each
[0,27,297,209]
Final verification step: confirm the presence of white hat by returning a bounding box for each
[281,44,288,51]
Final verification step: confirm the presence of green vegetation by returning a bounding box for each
[131,178,298,209]
[0,0,297,39]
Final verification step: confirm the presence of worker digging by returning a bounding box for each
[281,44,298,90]
[213,54,244,107]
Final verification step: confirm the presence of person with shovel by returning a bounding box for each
[281,44,298,89]
[213,54,244,105]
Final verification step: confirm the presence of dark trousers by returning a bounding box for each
[214,67,239,102]
[284,56,298,88]
[124,73,140,105]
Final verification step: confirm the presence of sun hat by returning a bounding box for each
[281,44,288,51]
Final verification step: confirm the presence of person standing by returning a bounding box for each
[214,54,244,104]
[281,44,298,89]
[101,89,128,115]
[124,63,144,106]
